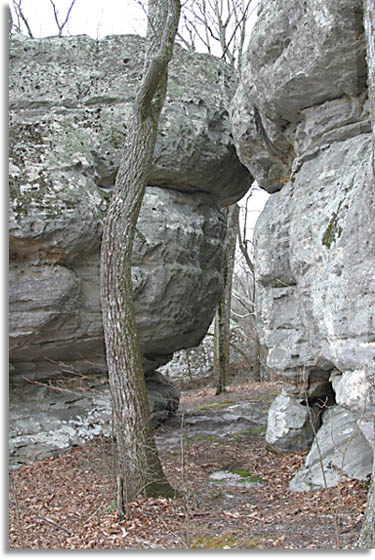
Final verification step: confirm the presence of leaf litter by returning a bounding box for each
[9,381,368,549]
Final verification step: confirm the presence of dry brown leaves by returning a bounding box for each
[9,381,369,550]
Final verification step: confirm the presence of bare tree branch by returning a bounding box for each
[177,0,253,71]
[12,0,34,38]
[48,0,77,36]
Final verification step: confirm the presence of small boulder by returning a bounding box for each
[265,391,319,452]
[145,371,180,428]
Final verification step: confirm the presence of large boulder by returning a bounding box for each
[230,0,374,488]
[9,34,251,378]
[9,186,227,376]
[9,33,250,206]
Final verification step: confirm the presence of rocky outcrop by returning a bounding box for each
[357,0,375,547]
[231,0,374,489]
[9,370,179,469]
[9,34,251,378]
[289,405,374,492]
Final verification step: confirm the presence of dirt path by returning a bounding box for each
[9,381,368,549]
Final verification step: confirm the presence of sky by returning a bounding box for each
[10,0,260,52]
[10,0,148,39]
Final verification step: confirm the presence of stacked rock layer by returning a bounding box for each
[9,34,251,378]
[230,0,374,490]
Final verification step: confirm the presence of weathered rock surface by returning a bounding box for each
[230,0,374,488]
[9,187,227,376]
[289,406,373,492]
[9,34,251,378]
[9,371,180,470]
[265,391,319,452]
[9,33,250,207]
[9,374,272,470]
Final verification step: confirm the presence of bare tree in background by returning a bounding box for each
[232,187,271,381]
[49,0,77,36]
[214,204,239,394]
[10,0,77,37]
[100,0,180,517]
[177,0,255,74]
[11,0,34,37]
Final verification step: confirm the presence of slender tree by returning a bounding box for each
[100,0,181,517]
[234,187,273,381]
[214,204,239,394]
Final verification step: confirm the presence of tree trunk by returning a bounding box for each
[100,0,180,516]
[357,433,374,548]
[215,204,239,394]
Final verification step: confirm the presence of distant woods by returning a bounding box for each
[177,0,256,74]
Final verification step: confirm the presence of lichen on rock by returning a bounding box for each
[230,0,374,488]
[9,33,250,379]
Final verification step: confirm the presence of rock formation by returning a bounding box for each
[9,34,251,380]
[231,0,374,490]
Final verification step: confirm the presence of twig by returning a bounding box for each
[9,500,73,536]
[22,376,83,397]
[76,498,106,528]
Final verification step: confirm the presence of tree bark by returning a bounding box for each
[215,204,239,394]
[100,0,180,516]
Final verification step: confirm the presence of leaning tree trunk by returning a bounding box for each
[215,204,239,394]
[100,0,180,516]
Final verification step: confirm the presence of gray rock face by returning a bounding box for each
[9,34,250,378]
[230,0,374,487]
[265,391,319,452]
[9,33,250,207]
[230,0,367,193]
[133,188,226,365]
[9,370,180,469]
[289,406,373,492]
[9,187,227,376]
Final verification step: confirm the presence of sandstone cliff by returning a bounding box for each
[231,0,374,490]
[9,34,251,378]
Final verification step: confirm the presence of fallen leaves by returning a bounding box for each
[9,381,369,550]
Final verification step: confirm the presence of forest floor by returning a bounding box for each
[9,380,369,550]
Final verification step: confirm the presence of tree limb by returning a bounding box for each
[49,0,77,37]
[13,0,34,38]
